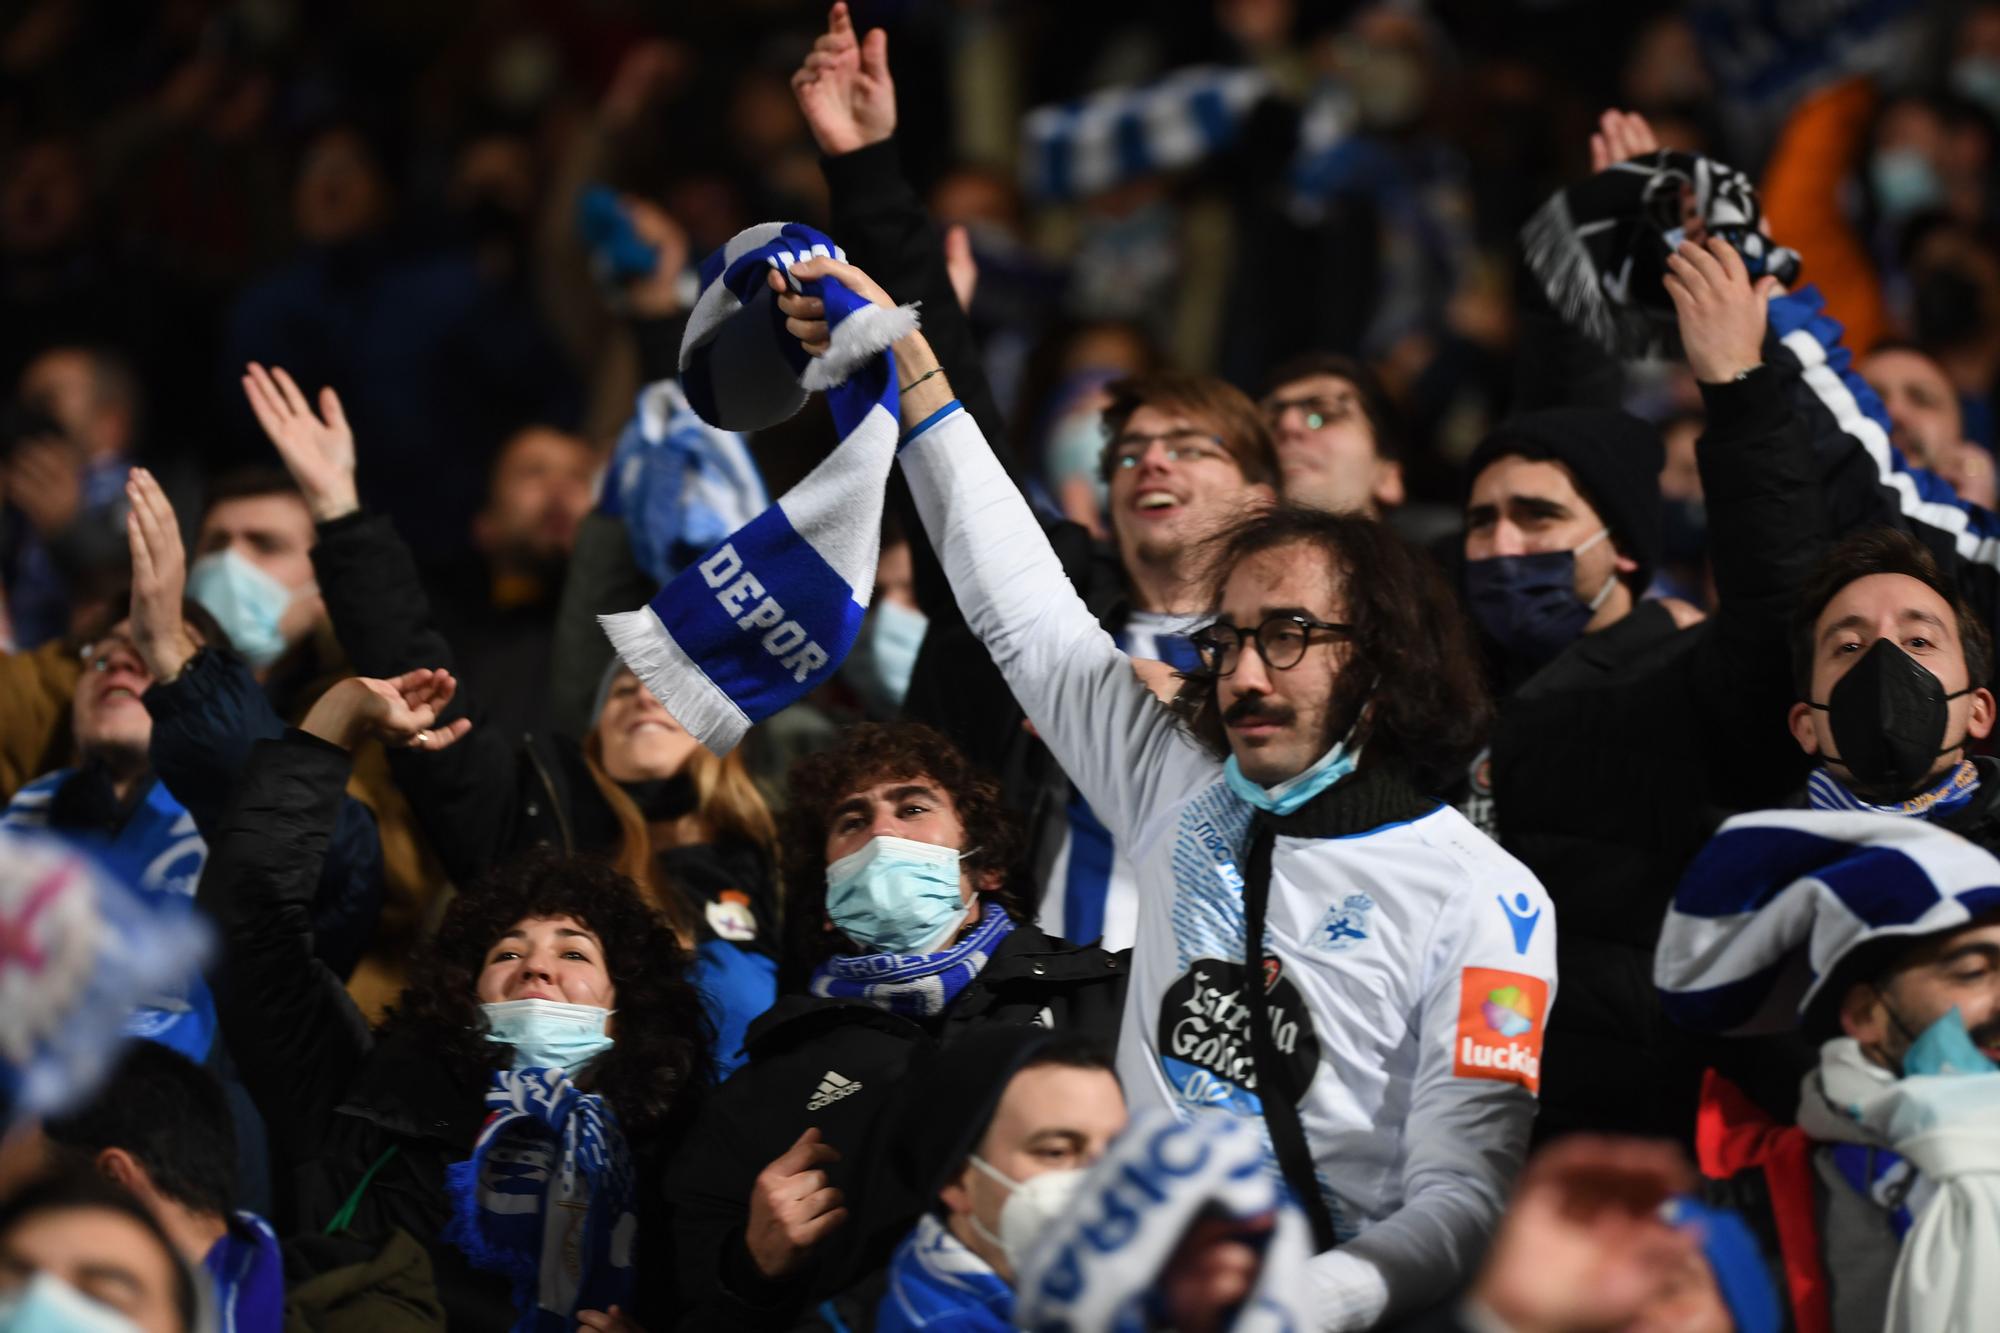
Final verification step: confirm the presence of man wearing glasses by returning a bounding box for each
[771,253,1559,1330]
[1023,371,1279,951]
[1256,353,1406,519]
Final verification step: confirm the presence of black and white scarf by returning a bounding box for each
[1522,149,1800,357]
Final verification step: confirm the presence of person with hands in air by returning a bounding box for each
[245,359,784,1075]
[197,662,709,1330]
[1459,109,1829,1147]
[773,250,1553,1330]
[792,4,1283,953]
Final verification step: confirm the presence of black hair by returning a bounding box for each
[1790,526,1994,698]
[43,1043,238,1220]
[1257,351,1405,462]
[200,464,304,520]
[0,1168,198,1332]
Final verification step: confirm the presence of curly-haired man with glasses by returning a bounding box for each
[767,249,1559,1330]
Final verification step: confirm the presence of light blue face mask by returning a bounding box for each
[841,600,929,717]
[481,998,616,1076]
[824,834,971,954]
[1869,148,1946,220]
[1901,1005,1999,1079]
[1043,409,1112,508]
[1224,730,1361,816]
[186,549,306,669]
[0,1272,142,1333]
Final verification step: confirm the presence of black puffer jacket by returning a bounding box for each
[1486,368,1823,1146]
[663,925,1127,1331]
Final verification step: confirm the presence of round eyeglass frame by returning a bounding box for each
[1190,613,1352,677]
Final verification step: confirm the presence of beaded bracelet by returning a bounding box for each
[900,366,946,393]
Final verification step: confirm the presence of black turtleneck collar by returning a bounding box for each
[1260,764,1439,839]
[620,771,699,823]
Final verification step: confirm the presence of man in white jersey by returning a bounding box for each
[771,260,1559,1330]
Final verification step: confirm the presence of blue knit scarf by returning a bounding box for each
[444,1069,635,1332]
[810,909,1014,1019]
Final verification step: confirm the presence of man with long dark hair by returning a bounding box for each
[771,256,1557,1329]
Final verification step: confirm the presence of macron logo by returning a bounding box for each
[700,544,830,684]
[807,1070,863,1111]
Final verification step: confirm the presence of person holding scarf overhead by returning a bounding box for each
[197,667,710,1330]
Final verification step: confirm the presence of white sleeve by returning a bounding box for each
[899,404,1219,843]
[1307,862,1559,1330]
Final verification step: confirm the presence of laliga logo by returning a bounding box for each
[700,544,831,684]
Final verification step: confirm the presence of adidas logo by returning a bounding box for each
[806,1070,863,1111]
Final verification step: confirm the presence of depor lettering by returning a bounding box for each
[698,544,831,683]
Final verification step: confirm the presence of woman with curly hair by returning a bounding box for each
[196,667,710,1331]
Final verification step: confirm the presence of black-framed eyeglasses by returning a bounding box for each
[1108,430,1229,470]
[1190,614,1352,677]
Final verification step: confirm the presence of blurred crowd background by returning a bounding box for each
[6,0,1999,640]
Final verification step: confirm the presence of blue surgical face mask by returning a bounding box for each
[1225,731,1360,815]
[1869,148,1946,220]
[824,834,971,955]
[842,600,929,718]
[1901,1005,2000,1079]
[1465,528,1614,666]
[0,1272,142,1333]
[1043,409,1111,503]
[481,998,616,1076]
[187,549,309,669]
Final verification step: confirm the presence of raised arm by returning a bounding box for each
[199,671,466,1163]
[773,259,1218,842]
[243,362,537,884]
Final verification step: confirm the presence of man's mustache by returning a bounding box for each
[1223,696,1294,727]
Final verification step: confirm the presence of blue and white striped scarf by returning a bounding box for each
[877,1214,1013,1332]
[810,908,1014,1019]
[1656,811,2000,1034]
[444,1068,635,1333]
[599,378,769,588]
[1806,759,1981,820]
[598,222,918,755]
[1020,66,1273,203]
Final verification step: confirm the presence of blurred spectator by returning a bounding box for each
[1257,351,1406,518]
[43,1043,282,1333]
[1862,340,1997,506]
[0,1169,205,1333]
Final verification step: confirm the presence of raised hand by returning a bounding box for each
[744,1127,847,1279]
[621,196,691,319]
[1588,108,1660,173]
[299,669,473,753]
[1664,236,1776,385]
[6,436,84,538]
[791,2,895,156]
[241,362,358,522]
[765,256,897,357]
[576,1306,645,1332]
[125,467,199,683]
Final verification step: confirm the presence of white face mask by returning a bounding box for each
[965,1154,1091,1276]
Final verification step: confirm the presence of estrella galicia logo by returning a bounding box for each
[1497,891,1541,954]
[1157,958,1322,1115]
[1313,893,1376,952]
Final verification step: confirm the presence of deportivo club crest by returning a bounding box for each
[1313,893,1376,952]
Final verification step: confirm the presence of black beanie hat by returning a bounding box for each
[1464,407,1666,594]
[889,1026,1095,1208]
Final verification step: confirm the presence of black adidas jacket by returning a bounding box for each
[661,924,1126,1331]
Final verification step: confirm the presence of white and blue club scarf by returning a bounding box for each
[1013,1110,1312,1333]
[1020,66,1275,203]
[1655,811,2000,1035]
[810,907,1014,1020]
[444,1068,636,1333]
[599,377,769,588]
[597,222,918,756]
